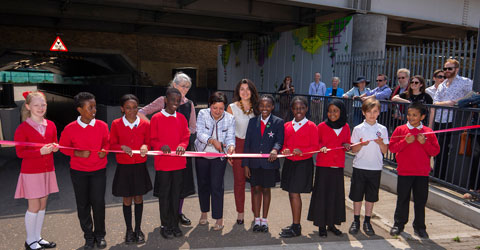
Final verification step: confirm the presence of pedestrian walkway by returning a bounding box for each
[0,151,479,249]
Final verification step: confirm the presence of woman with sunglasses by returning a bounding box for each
[391,75,433,105]
[425,70,445,99]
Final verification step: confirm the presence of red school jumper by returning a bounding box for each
[59,120,109,171]
[150,112,190,171]
[316,122,351,168]
[281,121,319,161]
[110,118,150,164]
[14,120,58,173]
[389,124,440,176]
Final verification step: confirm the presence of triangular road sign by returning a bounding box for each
[50,36,68,52]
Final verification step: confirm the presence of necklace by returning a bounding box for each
[238,101,253,115]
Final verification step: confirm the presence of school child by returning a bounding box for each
[110,94,152,244]
[150,88,190,239]
[389,102,440,239]
[59,92,109,250]
[348,99,388,236]
[14,91,58,250]
[307,99,351,237]
[279,96,318,238]
[243,94,284,233]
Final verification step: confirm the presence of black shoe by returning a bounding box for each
[236,219,244,225]
[363,222,375,236]
[160,226,174,239]
[83,239,94,250]
[25,241,44,250]
[252,224,261,232]
[328,225,342,236]
[349,221,360,235]
[95,237,107,249]
[135,230,145,244]
[390,226,403,236]
[172,227,183,237]
[281,225,292,232]
[37,239,56,249]
[125,230,136,245]
[414,228,429,239]
[260,225,269,233]
[318,227,327,237]
[279,225,301,238]
[179,214,192,226]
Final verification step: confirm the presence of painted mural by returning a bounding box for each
[218,16,353,94]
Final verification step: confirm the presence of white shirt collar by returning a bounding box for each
[122,115,140,129]
[77,116,96,128]
[292,117,308,132]
[406,121,423,129]
[161,109,177,117]
[261,115,271,125]
[363,120,378,127]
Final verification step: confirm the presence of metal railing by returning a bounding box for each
[220,90,480,202]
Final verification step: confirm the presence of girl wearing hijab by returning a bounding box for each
[307,99,351,237]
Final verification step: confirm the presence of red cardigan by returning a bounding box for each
[59,120,109,172]
[389,124,440,176]
[150,112,190,171]
[14,120,57,174]
[316,122,351,168]
[281,121,318,161]
[110,118,150,164]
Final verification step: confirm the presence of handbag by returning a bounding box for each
[459,131,472,156]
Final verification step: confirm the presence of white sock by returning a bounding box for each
[35,210,48,244]
[25,211,40,249]
[254,217,261,225]
[261,218,268,226]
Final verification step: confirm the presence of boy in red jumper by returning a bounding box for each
[59,92,109,249]
[150,88,190,239]
[389,102,440,239]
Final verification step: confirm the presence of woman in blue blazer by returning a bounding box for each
[325,77,344,97]
[242,94,284,233]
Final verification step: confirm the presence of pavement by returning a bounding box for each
[0,149,479,250]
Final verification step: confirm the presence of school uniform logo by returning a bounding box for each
[268,131,274,138]
[376,131,382,137]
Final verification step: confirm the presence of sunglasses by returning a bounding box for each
[410,81,421,85]
[435,75,445,79]
[443,67,456,71]
[376,79,384,82]
[398,76,407,79]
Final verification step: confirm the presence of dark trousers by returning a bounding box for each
[70,168,106,240]
[195,157,227,219]
[433,122,452,180]
[394,175,429,230]
[155,170,183,228]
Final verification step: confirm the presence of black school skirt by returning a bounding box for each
[280,158,314,193]
[180,134,197,198]
[112,162,153,197]
[248,168,280,188]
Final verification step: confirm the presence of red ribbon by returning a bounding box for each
[2,125,479,158]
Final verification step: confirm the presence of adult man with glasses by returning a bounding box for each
[360,74,391,125]
[390,68,410,100]
[425,69,445,98]
[430,59,473,180]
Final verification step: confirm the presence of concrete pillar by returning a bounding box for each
[351,14,387,54]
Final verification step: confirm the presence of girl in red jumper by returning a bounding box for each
[389,102,440,239]
[308,99,351,237]
[279,96,318,238]
[110,94,152,244]
[14,91,58,250]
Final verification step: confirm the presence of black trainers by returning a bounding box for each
[349,221,360,234]
[363,222,375,236]
[414,228,429,239]
[260,224,269,233]
[125,230,136,244]
[252,224,261,232]
[390,226,403,236]
[135,230,145,244]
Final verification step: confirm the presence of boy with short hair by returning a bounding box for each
[150,88,190,239]
[348,99,388,236]
[389,102,440,239]
[59,92,109,249]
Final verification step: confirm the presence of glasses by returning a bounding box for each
[435,75,445,79]
[443,67,456,71]
[410,81,421,85]
[376,79,384,82]
[398,77,407,79]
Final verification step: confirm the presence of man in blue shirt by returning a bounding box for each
[361,74,392,125]
[308,72,326,124]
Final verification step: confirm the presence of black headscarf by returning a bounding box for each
[325,99,347,129]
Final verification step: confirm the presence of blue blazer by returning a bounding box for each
[325,87,344,97]
[242,115,284,169]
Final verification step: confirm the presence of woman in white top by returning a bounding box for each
[226,79,260,224]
